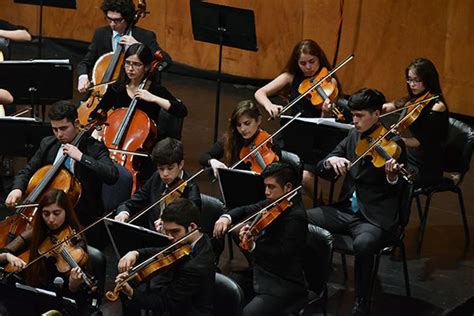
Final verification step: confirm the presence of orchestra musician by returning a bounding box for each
[0,189,98,315]
[114,137,201,230]
[199,100,281,177]
[91,42,187,141]
[254,39,346,199]
[383,58,449,187]
[77,0,171,93]
[115,198,215,316]
[0,19,31,43]
[214,162,308,315]
[306,88,406,316]
[4,101,118,248]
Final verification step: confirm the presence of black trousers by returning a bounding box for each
[307,205,393,299]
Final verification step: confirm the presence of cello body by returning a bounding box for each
[103,107,157,193]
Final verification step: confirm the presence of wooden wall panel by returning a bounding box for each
[1,0,473,116]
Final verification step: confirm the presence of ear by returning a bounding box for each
[257,115,263,125]
[284,182,293,193]
[178,160,185,170]
[74,118,80,129]
[188,222,198,231]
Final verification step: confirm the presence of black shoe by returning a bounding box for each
[352,297,370,316]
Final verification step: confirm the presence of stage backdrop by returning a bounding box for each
[1,0,473,116]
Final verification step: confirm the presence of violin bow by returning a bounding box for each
[379,94,440,118]
[276,54,354,119]
[227,185,301,233]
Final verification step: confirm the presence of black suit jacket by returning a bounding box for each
[12,135,118,228]
[77,25,172,77]
[316,126,406,232]
[116,171,201,229]
[124,234,215,316]
[227,198,308,299]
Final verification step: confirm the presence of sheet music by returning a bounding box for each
[280,115,353,130]
[15,283,76,304]
[0,59,70,64]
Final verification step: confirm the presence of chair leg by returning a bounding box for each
[313,175,319,207]
[399,242,411,297]
[455,187,470,246]
[341,253,348,282]
[416,193,433,256]
[328,180,336,204]
[415,195,423,222]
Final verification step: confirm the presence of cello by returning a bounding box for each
[0,118,104,247]
[77,0,149,126]
[101,50,163,193]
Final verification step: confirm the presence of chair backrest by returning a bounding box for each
[157,108,184,140]
[213,273,244,316]
[303,224,334,293]
[444,118,474,176]
[86,245,107,299]
[199,194,226,259]
[280,150,303,182]
[101,163,132,212]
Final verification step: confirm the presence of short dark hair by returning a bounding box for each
[48,101,78,122]
[101,0,135,25]
[261,162,299,189]
[151,138,184,165]
[347,88,385,113]
[161,198,200,228]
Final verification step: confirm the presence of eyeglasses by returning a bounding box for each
[124,60,144,69]
[406,78,422,84]
[105,16,125,24]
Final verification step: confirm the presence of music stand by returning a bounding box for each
[0,60,72,117]
[14,0,77,57]
[0,117,52,157]
[190,1,258,142]
[217,168,265,208]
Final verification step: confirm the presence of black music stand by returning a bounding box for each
[217,168,265,208]
[190,1,258,142]
[14,0,77,58]
[0,60,72,117]
[0,118,52,157]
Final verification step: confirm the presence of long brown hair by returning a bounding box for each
[284,39,343,96]
[25,189,84,287]
[223,100,261,165]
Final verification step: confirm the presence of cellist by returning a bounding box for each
[4,101,118,248]
[114,198,215,316]
[77,0,171,93]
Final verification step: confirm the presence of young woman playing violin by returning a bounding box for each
[383,58,449,187]
[199,100,281,176]
[92,42,187,140]
[255,39,346,198]
[0,189,96,313]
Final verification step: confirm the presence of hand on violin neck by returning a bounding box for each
[263,103,283,119]
[115,271,134,299]
[321,98,334,117]
[325,157,351,176]
[385,158,400,182]
[68,266,84,293]
[118,250,139,273]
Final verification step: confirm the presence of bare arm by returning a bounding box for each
[0,29,31,42]
[254,72,294,118]
[0,89,13,104]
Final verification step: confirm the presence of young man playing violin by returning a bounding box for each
[214,162,308,316]
[115,198,215,316]
[77,0,171,93]
[4,101,118,248]
[114,137,201,230]
[306,88,407,316]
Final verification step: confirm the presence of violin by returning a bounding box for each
[396,91,437,132]
[38,226,97,291]
[102,50,163,193]
[0,117,105,248]
[239,129,279,174]
[77,0,149,126]
[163,178,187,209]
[354,124,413,182]
[230,186,300,250]
[105,229,199,301]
